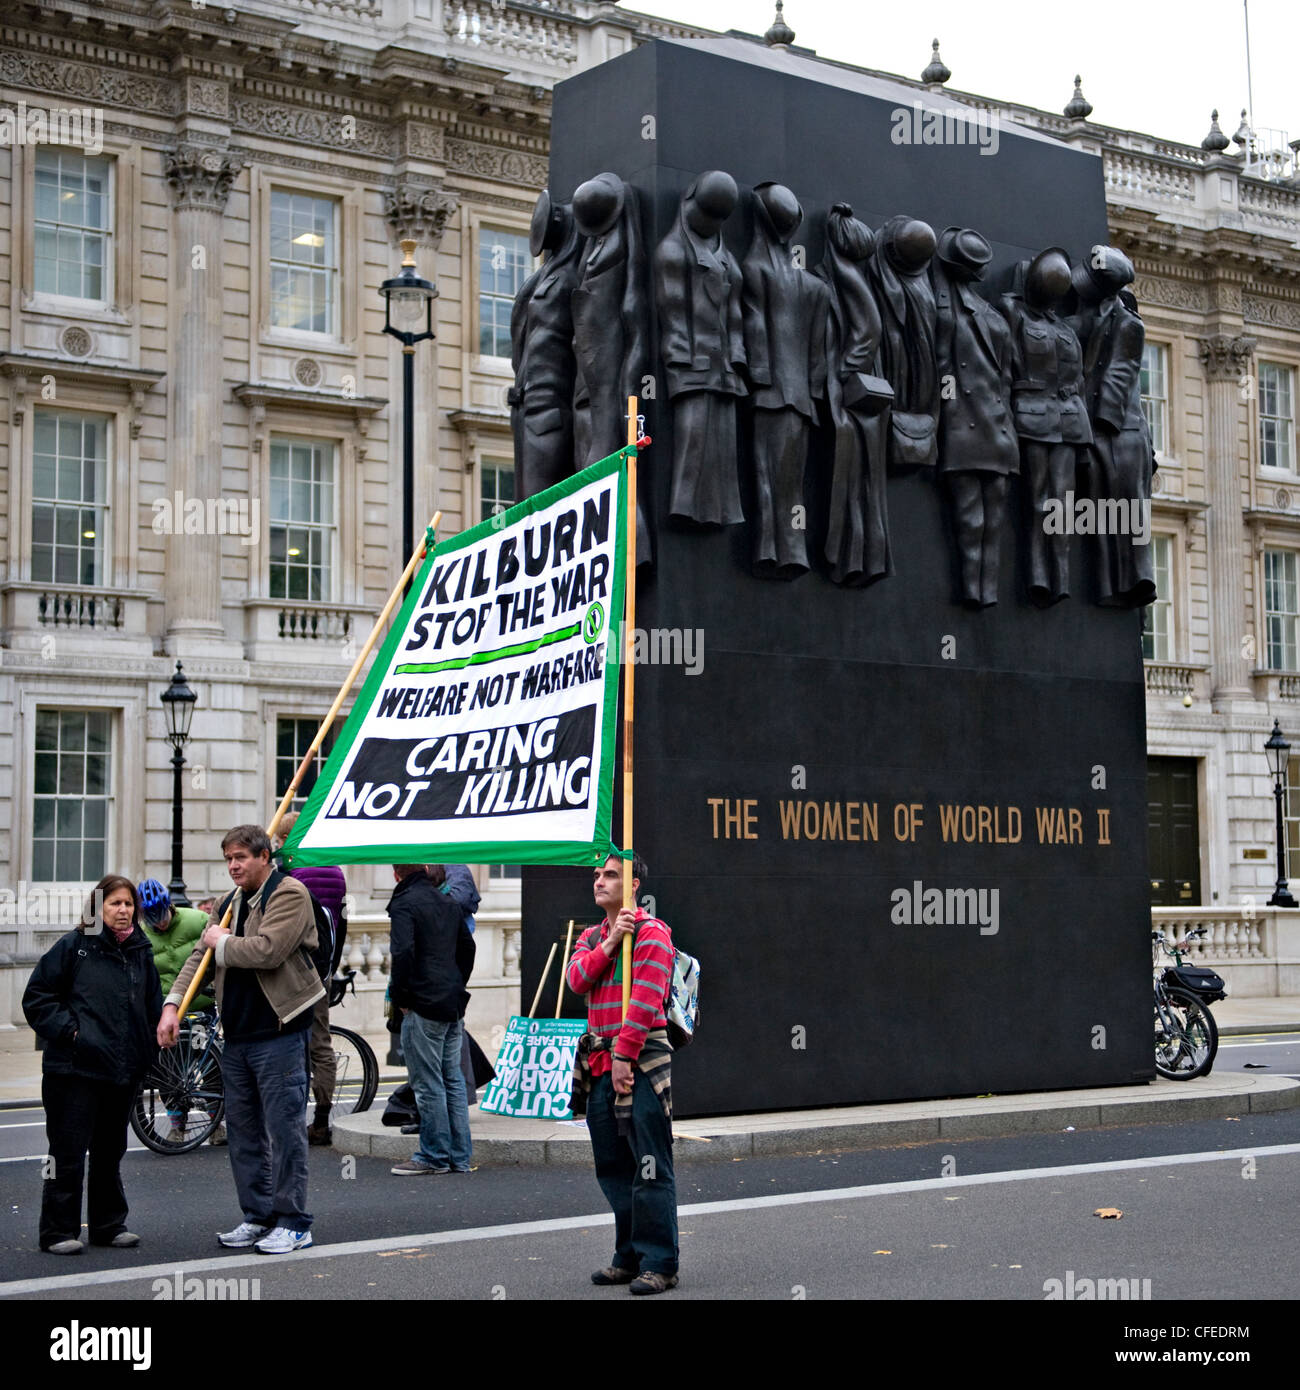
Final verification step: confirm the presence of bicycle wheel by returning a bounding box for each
[1153,988,1218,1080]
[131,1030,224,1154]
[328,1024,378,1115]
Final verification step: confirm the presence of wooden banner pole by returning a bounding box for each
[173,512,442,1021]
[529,942,559,1019]
[555,918,576,1020]
[621,396,638,1023]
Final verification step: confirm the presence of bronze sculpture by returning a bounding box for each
[1070,247,1157,608]
[570,172,651,559]
[931,227,1019,608]
[741,181,830,579]
[867,215,940,473]
[816,204,893,586]
[509,190,584,500]
[653,171,748,526]
[999,248,1093,605]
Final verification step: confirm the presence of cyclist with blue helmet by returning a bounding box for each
[137,881,214,1140]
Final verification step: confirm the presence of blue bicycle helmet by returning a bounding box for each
[137,878,173,929]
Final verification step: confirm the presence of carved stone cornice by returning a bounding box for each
[165,143,242,212]
[385,184,459,249]
[0,44,173,114]
[1198,333,1257,381]
[231,94,394,157]
[1244,294,1300,331]
[1133,275,1211,313]
[445,137,548,188]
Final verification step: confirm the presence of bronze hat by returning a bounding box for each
[1071,244,1136,302]
[529,189,568,258]
[936,226,993,278]
[572,172,626,237]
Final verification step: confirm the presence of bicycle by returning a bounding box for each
[1152,926,1228,1081]
[131,970,379,1155]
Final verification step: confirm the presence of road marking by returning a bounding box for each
[1219,1039,1300,1049]
[3,1141,1300,1297]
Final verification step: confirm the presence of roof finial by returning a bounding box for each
[921,38,951,86]
[1232,108,1251,146]
[764,1,795,48]
[1064,75,1093,120]
[1201,110,1230,153]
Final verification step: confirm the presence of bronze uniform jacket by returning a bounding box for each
[167,870,324,1027]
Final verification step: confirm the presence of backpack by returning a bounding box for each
[307,896,335,985]
[330,894,349,976]
[664,944,700,1050]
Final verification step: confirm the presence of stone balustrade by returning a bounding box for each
[1151,905,1300,997]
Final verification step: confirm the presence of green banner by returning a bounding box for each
[285,449,628,867]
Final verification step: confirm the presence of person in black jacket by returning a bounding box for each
[386,864,475,1176]
[23,874,163,1254]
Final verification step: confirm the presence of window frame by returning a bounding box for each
[251,168,361,355]
[30,406,111,588]
[267,188,341,339]
[479,454,516,524]
[1141,532,1175,663]
[273,714,338,813]
[1140,340,1169,460]
[32,147,114,308]
[1263,546,1300,671]
[472,219,534,374]
[266,433,340,605]
[1259,360,1297,476]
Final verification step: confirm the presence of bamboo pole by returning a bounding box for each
[170,513,442,1022]
[621,396,638,1022]
[555,918,576,1020]
[529,942,558,1019]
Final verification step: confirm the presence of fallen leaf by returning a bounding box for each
[1243,1063,1269,1069]
[943,1195,961,1201]
[1009,1264,1022,1269]
[874,1250,892,1255]
[930,1244,948,1249]
[1225,1117,1240,1122]
[1094,1207,1123,1219]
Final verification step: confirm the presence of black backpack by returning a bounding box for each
[307,896,335,985]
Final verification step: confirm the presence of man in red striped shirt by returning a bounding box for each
[566,852,678,1295]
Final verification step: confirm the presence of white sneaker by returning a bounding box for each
[255,1226,313,1255]
[217,1221,271,1248]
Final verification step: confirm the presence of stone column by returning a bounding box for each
[1199,332,1257,701]
[163,144,241,645]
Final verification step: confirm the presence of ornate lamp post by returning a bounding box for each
[1264,719,1297,908]
[380,239,438,575]
[161,661,197,908]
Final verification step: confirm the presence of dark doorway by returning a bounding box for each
[1148,757,1201,906]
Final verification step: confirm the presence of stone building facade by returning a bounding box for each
[2,6,1299,1035]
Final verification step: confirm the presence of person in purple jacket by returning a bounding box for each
[275,812,347,1145]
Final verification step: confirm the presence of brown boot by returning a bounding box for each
[307,1102,332,1146]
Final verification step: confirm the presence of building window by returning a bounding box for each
[269,438,335,601]
[1142,535,1173,662]
[488,864,521,883]
[1265,549,1300,670]
[1140,342,1168,456]
[33,709,112,882]
[32,409,108,586]
[481,458,515,520]
[1260,362,1295,472]
[1287,755,1300,881]
[34,149,111,301]
[276,718,336,810]
[478,229,530,358]
[269,190,339,334]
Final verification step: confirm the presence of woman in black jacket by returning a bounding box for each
[23,874,163,1254]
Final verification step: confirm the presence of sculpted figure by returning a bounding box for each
[741,181,830,579]
[1069,247,1157,608]
[509,190,584,500]
[815,204,893,586]
[654,171,748,526]
[867,215,940,472]
[999,248,1093,605]
[931,227,1019,608]
[571,172,649,466]
[570,172,651,560]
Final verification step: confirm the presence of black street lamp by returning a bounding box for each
[161,661,197,908]
[380,238,438,577]
[1264,719,1297,908]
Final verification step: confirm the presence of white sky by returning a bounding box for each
[624,0,1298,151]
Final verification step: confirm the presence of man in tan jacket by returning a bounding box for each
[160,824,322,1255]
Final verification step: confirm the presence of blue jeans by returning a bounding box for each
[585,1071,678,1276]
[222,1030,312,1230]
[401,1013,471,1171]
